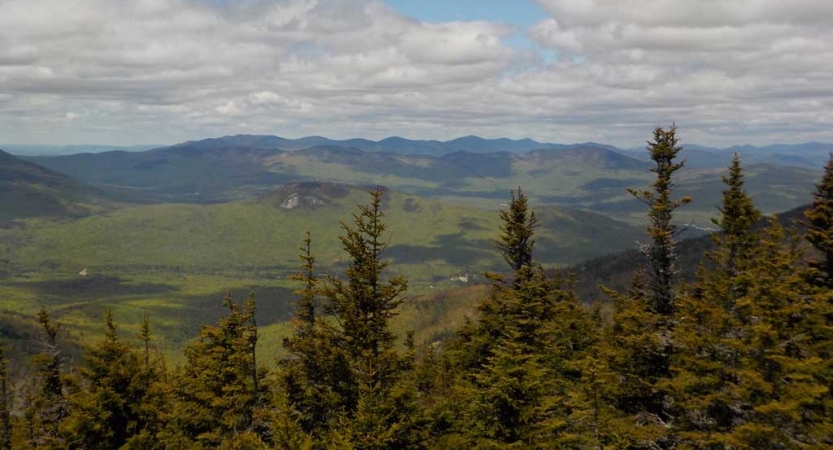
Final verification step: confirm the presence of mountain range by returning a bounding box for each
[20,135,822,228]
[0,132,828,359]
[11,134,832,169]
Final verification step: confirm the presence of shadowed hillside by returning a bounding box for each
[569,205,810,302]
[0,149,139,225]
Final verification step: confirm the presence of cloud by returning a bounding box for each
[525,0,833,145]
[0,0,832,147]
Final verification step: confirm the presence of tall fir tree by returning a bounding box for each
[26,308,70,449]
[496,188,539,281]
[671,154,761,446]
[627,125,692,316]
[161,292,269,449]
[316,188,420,449]
[64,311,138,449]
[0,343,10,450]
[446,189,595,447]
[280,231,352,443]
[123,313,168,450]
[455,188,547,372]
[711,153,761,280]
[804,155,833,288]
[605,125,690,449]
[601,274,673,448]
[728,219,832,448]
[64,311,166,450]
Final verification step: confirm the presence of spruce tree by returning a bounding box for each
[605,125,690,449]
[321,188,407,367]
[456,188,548,371]
[123,313,167,450]
[729,219,831,447]
[162,292,269,448]
[64,311,138,449]
[601,275,672,448]
[315,188,419,448]
[672,154,760,446]
[496,187,538,280]
[280,232,352,442]
[804,155,833,287]
[712,153,761,280]
[64,311,166,450]
[447,189,595,447]
[627,125,691,316]
[0,343,10,450]
[27,308,70,449]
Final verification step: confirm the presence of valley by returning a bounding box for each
[0,135,828,363]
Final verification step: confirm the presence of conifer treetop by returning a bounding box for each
[628,125,691,316]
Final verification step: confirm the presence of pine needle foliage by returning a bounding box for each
[0,344,10,450]
[804,155,833,287]
[711,153,761,280]
[496,187,539,281]
[628,125,692,316]
[25,308,70,449]
[280,231,352,442]
[672,156,759,447]
[308,188,420,449]
[162,291,268,449]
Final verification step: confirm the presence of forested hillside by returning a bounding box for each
[24,136,819,226]
[0,150,137,226]
[2,126,831,449]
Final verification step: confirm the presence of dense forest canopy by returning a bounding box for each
[1,126,832,449]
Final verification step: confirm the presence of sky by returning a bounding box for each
[1,0,832,147]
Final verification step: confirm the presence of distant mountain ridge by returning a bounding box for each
[2,143,163,156]
[165,134,621,156]
[15,134,824,228]
[625,141,833,169]
[153,135,833,169]
[24,137,646,203]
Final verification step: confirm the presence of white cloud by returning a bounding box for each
[0,0,832,147]
[524,0,833,145]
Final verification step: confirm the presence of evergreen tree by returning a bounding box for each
[318,188,420,449]
[605,125,690,449]
[496,188,538,280]
[123,313,168,450]
[801,154,833,450]
[280,232,353,442]
[162,292,269,449]
[64,311,167,450]
[804,155,833,287]
[672,155,760,446]
[27,308,70,449]
[601,275,673,448]
[711,153,761,280]
[728,219,832,448]
[446,189,596,447]
[64,311,138,449]
[322,188,407,368]
[627,125,691,316]
[455,188,549,372]
[0,343,10,450]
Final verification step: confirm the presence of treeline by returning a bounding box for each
[1,126,832,449]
